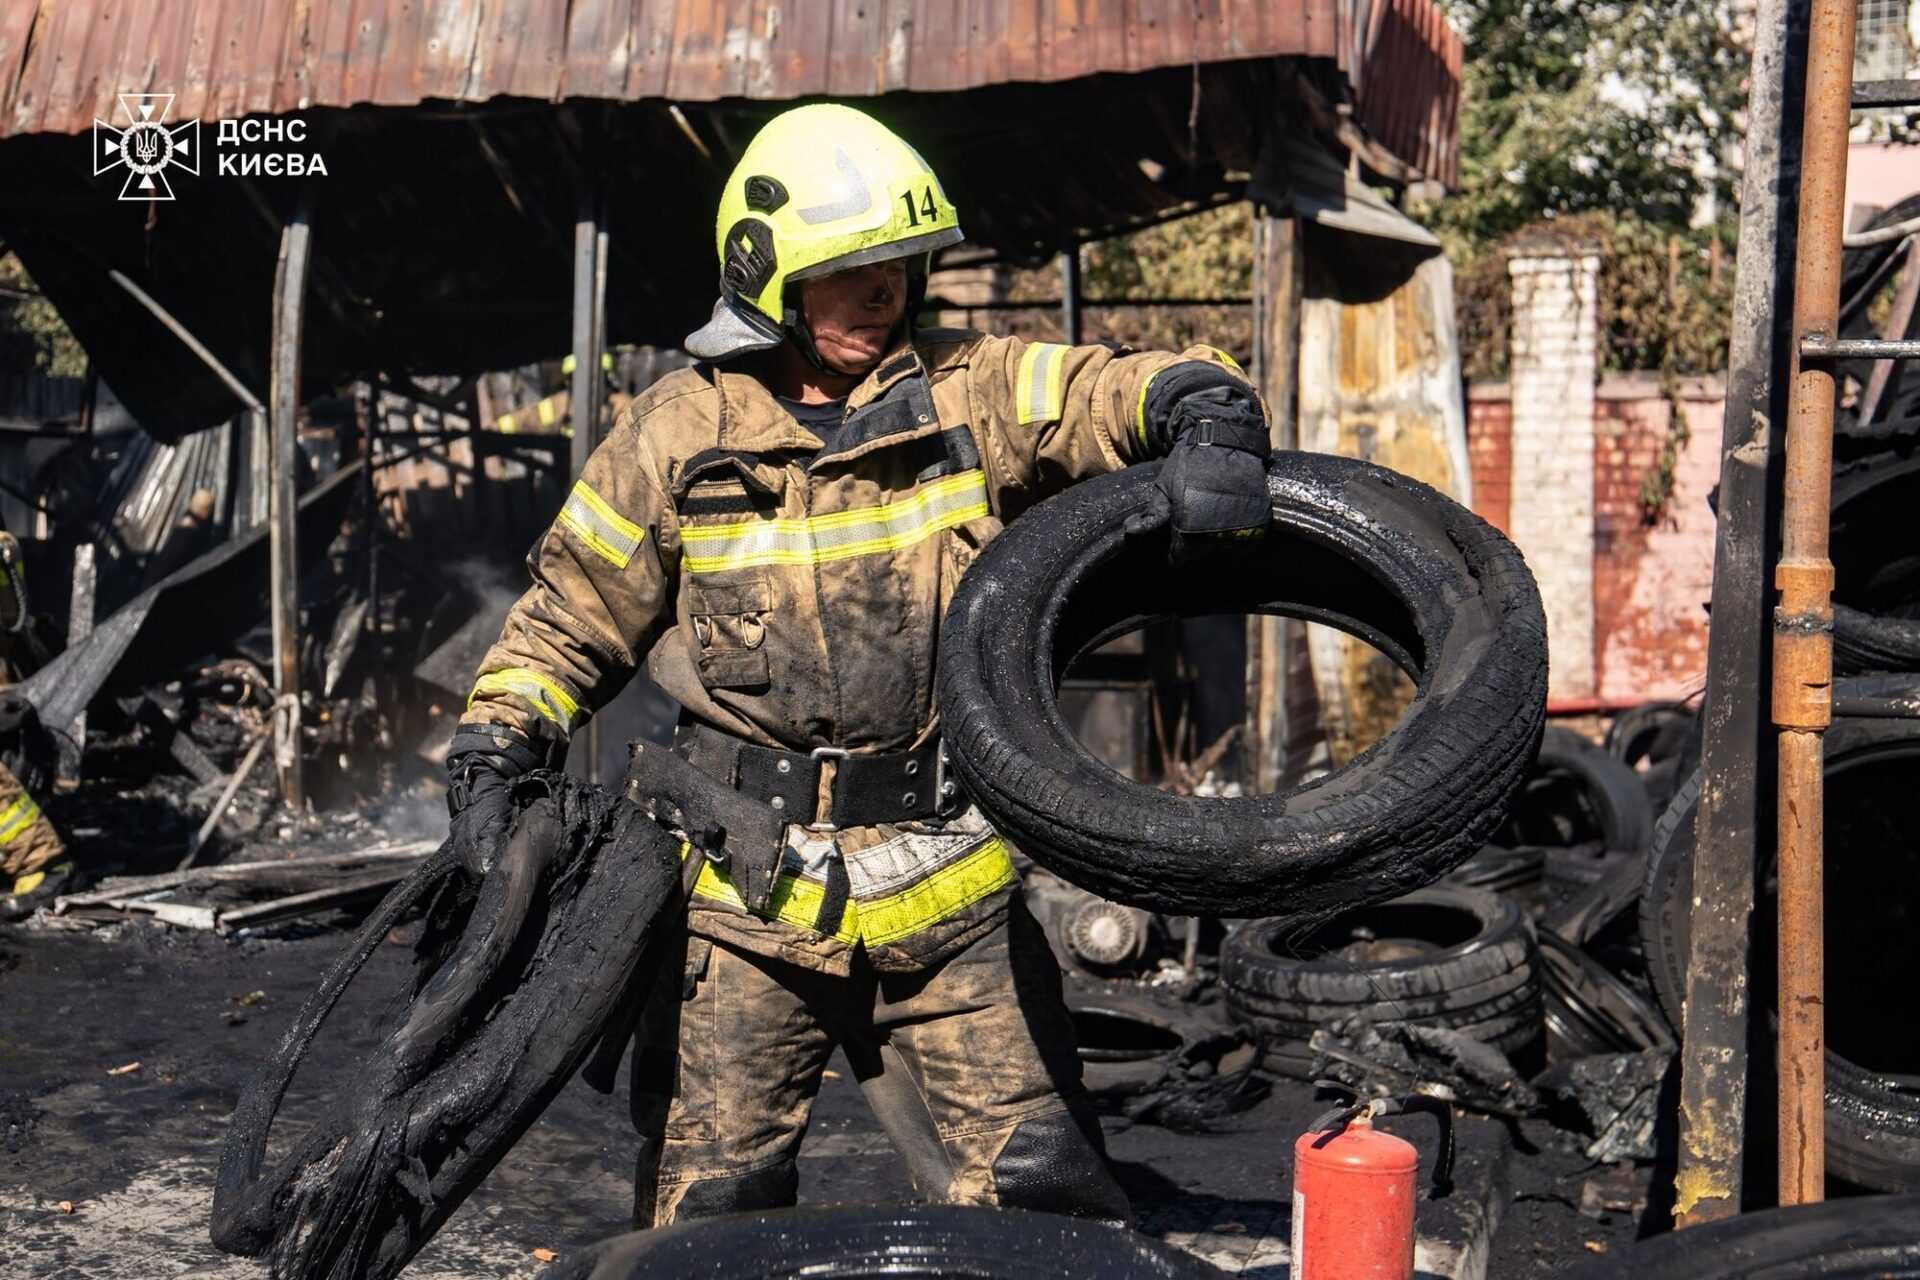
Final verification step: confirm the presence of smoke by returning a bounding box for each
[413,559,527,703]
[371,785,452,842]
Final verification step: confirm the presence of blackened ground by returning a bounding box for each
[0,920,1643,1278]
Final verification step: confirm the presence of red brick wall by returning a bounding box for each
[1465,389,1513,536]
[1591,383,1720,703]
[1465,377,1720,707]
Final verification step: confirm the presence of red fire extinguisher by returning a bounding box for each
[1291,1090,1455,1280]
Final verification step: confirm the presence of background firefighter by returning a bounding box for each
[0,529,74,921]
[445,103,1273,1228]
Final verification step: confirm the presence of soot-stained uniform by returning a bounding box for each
[462,328,1243,974]
[461,326,1245,1226]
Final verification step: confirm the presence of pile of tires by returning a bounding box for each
[1831,446,1920,674]
[1495,726,1655,859]
[1220,886,1541,1078]
[1602,700,1698,817]
[1640,704,1920,1191]
[937,453,1548,928]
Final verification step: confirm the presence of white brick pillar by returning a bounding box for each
[1507,247,1600,702]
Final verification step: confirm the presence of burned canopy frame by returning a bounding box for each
[3,57,1346,443]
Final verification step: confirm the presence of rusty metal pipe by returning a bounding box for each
[1772,0,1858,1209]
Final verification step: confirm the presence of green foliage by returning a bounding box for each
[0,254,88,378]
[1425,0,1748,254]
[999,205,1254,359]
[1455,211,1733,380]
[1432,1,1746,521]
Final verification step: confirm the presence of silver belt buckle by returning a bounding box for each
[805,745,849,833]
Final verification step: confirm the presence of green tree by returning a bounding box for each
[989,204,1254,360]
[1425,0,1749,255]
[0,253,88,378]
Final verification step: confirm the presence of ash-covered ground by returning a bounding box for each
[2,790,1648,1278]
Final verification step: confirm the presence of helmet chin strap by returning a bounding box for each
[780,252,933,377]
[781,303,832,373]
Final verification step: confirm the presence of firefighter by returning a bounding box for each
[0,747,68,922]
[0,532,72,922]
[445,103,1272,1227]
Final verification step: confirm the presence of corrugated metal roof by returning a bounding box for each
[0,0,1458,179]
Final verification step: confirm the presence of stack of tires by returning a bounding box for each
[1220,886,1542,1077]
[1640,702,1920,1191]
[1617,201,1920,1193]
[935,455,1552,1089]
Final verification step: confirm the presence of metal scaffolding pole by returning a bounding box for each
[1771,0,1857,1207]
[569,147,608,782]
[270,202,312,810]
[1244,208,1303,795]
[1673,0,1803,1226]
[1060,246,1082,344]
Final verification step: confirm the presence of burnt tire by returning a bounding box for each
[1831,448,1920,673]
[1604,700,1698,816]
[1566,1193,1920,1279]
[1068,989,1219,1099]
[548,1206,1228,1279]
[1642,712,1920,1191]
[1497,726,1655,855]
[1836,193,1920,445]
[1219,887,1541,1076]
[938,454,1547,921]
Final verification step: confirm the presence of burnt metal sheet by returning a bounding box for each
[0,1,1458,179]
[0,63,1275,440]
[17,461,364,733]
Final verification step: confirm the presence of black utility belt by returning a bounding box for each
[672,723,955,829]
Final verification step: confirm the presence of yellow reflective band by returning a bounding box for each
[684,845,860,943]
[1201,345,1243,373]
[1015,342,1067,425]
[558,480,645,569]
[686,836,1016,947]
[682,470,988,575]
[1136,367,1164,449]
[10,868,45,895]
[537,397,558,427]
[467,668,580,733]
[852,837,1017,946]
[495,413,517,433]
[0,794,40,845]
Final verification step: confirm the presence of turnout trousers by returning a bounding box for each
[629,898,1130,1228]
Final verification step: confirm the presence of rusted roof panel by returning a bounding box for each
[1352,0,1462,185]
[0,0,1458,178]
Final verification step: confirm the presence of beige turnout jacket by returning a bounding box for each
[464,327,1243,973]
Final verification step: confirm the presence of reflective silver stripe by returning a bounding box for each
[1017,342,1067,424]
[842,819,995,900]
[557,481,644,569]
[681,470,989,574]
[796,148,873,224]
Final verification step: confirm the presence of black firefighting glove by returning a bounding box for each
[445,723,562,878]
[1144,363,1272,563]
